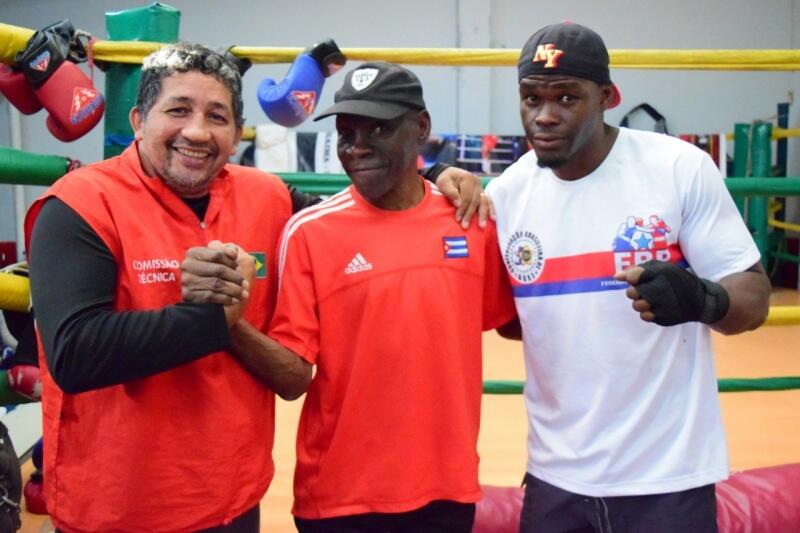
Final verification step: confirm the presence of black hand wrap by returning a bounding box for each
[635,260,730,326]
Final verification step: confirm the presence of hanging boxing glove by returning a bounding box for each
[0,64,43,115]
[7,364,41,401]
[306,38,346,78]
[24,472,46,515]
[257,38,345,127]
[17,20,104,142]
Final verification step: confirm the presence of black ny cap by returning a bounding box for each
[518,22,621,108]
[314,61,426,121]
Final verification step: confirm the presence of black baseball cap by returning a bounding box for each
[314,61,426,121]
[518,22,621,108]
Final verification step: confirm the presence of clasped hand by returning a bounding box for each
[181,240,256,326]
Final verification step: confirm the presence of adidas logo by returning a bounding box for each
[344,253,373,274]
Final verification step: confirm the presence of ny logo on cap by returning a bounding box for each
[351,68,379,91]
[533,44,564,69]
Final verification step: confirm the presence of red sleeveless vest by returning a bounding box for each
[25,144,292,532]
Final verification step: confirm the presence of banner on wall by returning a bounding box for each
[678,133,727,177]
[250,125,730,179]
[251,127,530,176]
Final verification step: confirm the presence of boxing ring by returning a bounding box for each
[3,10,800,532]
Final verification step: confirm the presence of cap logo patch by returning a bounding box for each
[350,68,379,91]
[533,43,565,69]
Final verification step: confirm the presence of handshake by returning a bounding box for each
[181,241,257,327]
[0,20,104,142]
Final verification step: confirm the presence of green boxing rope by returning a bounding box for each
[482,377,800,395]
[0,146,75,186]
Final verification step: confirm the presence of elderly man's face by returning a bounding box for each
[130,71,242,198]
[336,110,429,206]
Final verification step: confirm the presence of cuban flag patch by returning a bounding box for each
[443,236,468,259]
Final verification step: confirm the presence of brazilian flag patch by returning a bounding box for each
[250,252,267,279]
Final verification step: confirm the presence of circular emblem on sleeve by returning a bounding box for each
[503,231,544,284]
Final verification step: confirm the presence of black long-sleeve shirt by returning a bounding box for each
[29,184,321,394]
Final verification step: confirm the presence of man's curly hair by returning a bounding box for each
[136,43,244,127]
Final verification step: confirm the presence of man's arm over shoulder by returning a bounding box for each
[234,163,323,214]
[423,164,493,228]
[287,183,323,213]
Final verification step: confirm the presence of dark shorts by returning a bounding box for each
[55,504,259,533]
[519,473,718,533]
[294,499,475,533]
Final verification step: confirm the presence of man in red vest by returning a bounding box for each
[25,42,295,533]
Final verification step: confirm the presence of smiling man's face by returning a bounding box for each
[130,70,242,198]
[336,110,429,207]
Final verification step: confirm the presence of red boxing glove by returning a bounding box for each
[39,64,105,142]
[24,474,47,515]
[7,364,41,400]
[17,20,104,142]
[0,64,43,114]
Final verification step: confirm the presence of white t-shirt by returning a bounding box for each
[486,127,760,497]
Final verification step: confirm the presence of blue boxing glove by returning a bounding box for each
[257,38,345,127]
